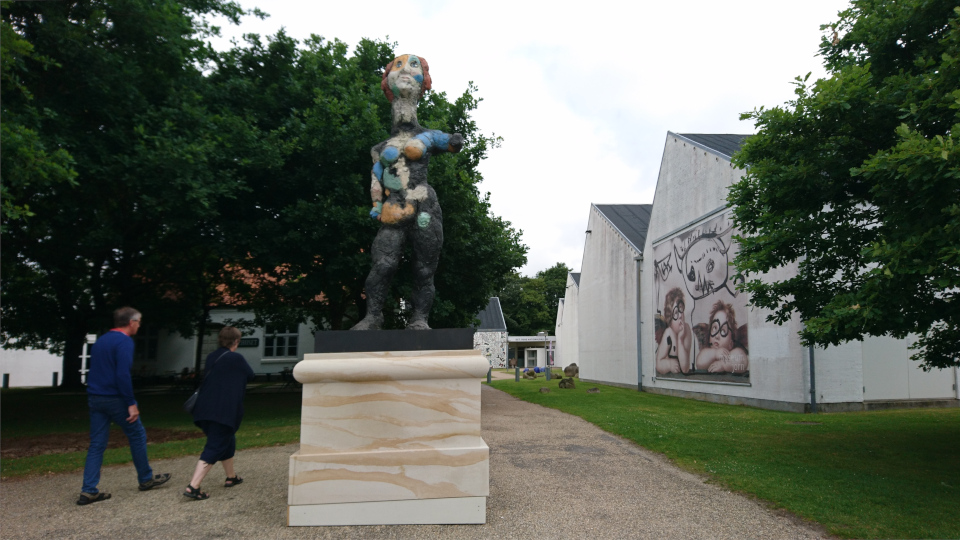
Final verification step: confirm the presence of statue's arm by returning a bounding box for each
[414,130,464,155]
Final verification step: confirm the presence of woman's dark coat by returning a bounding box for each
[192,347,255,431]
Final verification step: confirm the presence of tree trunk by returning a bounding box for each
[193,306,210,386]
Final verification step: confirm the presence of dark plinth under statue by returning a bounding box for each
[315,328,475,354]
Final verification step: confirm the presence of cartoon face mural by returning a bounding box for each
[653,212,749,381]
[673,217,737,300]
[677,235,729,299]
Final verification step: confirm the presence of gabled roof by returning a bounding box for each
[570,272,581,287]
[593,204,653,254]
[674,133,750,161]
[474,297,507,331]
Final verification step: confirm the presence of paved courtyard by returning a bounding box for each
[0,385,829,539]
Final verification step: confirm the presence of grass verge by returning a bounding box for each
[0,387,302,479]
[489,378,960,540]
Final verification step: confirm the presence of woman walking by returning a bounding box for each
[184,326,255,500]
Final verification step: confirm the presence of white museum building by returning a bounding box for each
[557,132,960,412]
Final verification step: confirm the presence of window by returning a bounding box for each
[134,327,159,362]
[264,325,298,358]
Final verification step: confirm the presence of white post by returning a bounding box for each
[79,334,96,384]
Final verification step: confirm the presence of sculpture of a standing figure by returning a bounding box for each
[351,54,463,331]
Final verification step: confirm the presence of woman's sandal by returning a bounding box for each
[183,484,209,500]
[224,476,243,488]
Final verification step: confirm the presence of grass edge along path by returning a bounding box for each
[1,388,302,480]
[489,378,960,540]
[0,426,300,479]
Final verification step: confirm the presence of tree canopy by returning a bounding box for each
[1,0,526,387]
[499,262,571,335]
[729,0,960,369]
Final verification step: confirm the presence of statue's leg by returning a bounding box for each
[407,197,443,330]
[351,226,406,330]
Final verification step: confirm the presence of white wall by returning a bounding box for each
[813,340,865,404]
[555,274,580,369]
[578,206,639,387]
[143,308,313,375]
[649,135,745,235]
[862,335,957,400]
[0,348,63,387]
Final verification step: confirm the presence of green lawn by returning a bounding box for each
[490,378,960,540]
[0,386,303,478]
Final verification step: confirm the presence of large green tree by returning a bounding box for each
[0,15,78,225]
[729,0,960,369]
[499,262,571,335]
[0,0,250,387]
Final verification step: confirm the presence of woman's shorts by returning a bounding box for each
[197,420,236,464]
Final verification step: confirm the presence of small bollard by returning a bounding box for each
[515,367,520,382]
[487,368,491,384]
[545,367,551,381]
[2,373,9,389]
[52,372,59,387]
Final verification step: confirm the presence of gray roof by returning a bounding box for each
[593,204,653,254]
[675,133,750,161]
[475,297,507,331]
[570,272,581,287]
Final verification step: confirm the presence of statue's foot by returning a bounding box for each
[405,318,431,331]
[350,314,383,331]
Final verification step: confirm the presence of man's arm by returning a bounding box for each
[126,404,140,423]
[115,338,138,420]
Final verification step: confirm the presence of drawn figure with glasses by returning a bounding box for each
[695,300,749,373]
[656,287,692,374]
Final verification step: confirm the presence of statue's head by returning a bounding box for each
[382,54,431,102]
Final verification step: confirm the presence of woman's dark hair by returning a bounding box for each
[218,326,242,348]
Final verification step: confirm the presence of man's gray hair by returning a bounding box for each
[113,307,141,327]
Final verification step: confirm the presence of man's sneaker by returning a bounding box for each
[138,473,171,491]
[76,492,111,505]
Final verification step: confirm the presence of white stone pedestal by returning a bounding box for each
[287,350,490,526]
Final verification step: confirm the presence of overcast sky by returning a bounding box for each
[209,0,851,276]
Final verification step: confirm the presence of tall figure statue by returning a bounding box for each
[351,54,463,331]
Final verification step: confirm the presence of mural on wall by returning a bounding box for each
[474,331,507,368]
[653,211,749,383]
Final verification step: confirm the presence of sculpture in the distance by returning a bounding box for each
[351,54,463,331]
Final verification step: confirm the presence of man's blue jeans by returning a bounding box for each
[81,395,153,494]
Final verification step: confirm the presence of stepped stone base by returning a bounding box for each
[288,349,490,526]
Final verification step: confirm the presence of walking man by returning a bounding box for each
[77,307,171,505]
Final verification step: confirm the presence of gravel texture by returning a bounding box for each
[0,383,830,539]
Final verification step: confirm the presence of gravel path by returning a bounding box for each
[0,384,830,539]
